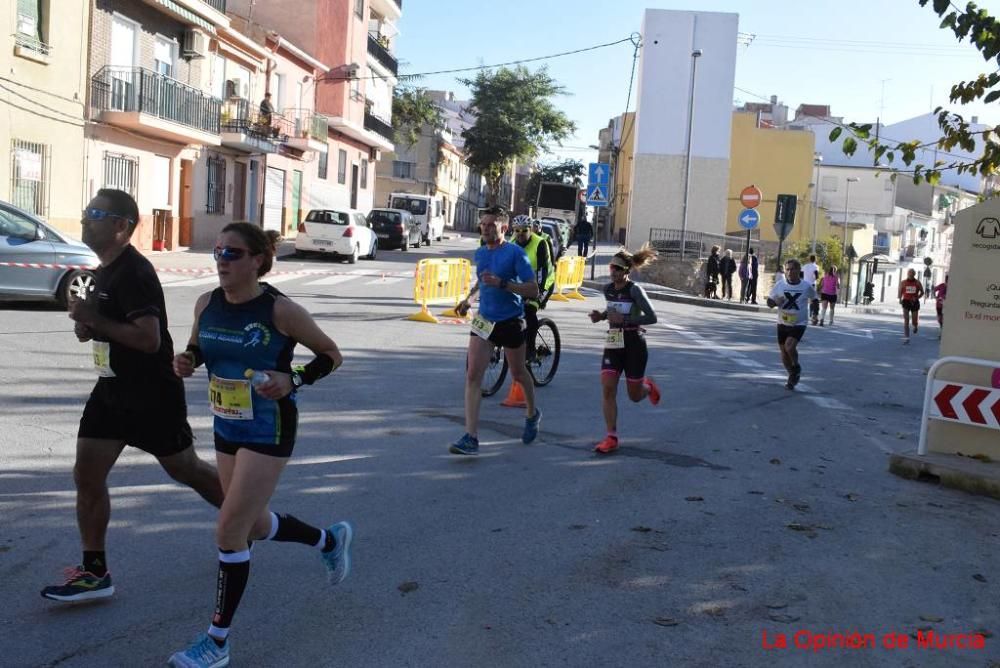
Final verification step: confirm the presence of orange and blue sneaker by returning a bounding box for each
[40,566,114,602]
[643,377,661,406]
[594,435,620,455]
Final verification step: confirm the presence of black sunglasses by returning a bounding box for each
[214,246,251,261]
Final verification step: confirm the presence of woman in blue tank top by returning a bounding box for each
[168,223,350,668]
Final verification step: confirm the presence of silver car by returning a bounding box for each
[0,200,97,306]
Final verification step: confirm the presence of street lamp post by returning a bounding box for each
[810,154,823,254]
[843,176,859,305]
[679,48,703,261]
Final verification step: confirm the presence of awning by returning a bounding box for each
[858,253,896,266]
[148,0,216,33]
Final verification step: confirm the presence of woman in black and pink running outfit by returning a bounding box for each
[588,245,661,455]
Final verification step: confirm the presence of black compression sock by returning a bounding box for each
[269,512,323,547]
[212,549,250,633]
[83,551,107,577]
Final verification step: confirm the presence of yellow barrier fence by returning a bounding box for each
[549,256,587,302]
[408,258,472,323]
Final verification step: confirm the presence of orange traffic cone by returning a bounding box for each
[500,380,527,408]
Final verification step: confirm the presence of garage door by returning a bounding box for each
[263,166,285,232]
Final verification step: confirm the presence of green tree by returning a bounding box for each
[524,159,585,207]
[784,236,845,272]
[459,66,576,205]
[392,87,444,148]
[833,1,1000,185]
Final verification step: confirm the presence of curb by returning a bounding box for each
[889,450,1000,500]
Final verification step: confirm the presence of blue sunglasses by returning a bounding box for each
[213,246,251,261]
[82,208,135,226]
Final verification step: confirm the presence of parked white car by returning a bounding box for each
[295,208,377,263]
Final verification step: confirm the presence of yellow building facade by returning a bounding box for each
[609,112,635,245]
[726,112,838,246]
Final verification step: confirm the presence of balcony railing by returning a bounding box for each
[204,0,227,12]
[367,33,398,76]
[364,110,394,142]
[14,32,52,56]
[284,109,328,142]
[221,98,290,142]
[91,66,221,135]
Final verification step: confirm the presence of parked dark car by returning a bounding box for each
[369,208,420,251]
[0,200,97,306]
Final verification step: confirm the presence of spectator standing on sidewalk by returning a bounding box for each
[738,254,749,303]
[575,217,593,257]
[705,245,720,299]
[746,248,760,304]
[802,254,821,324]
[719,249,736,300]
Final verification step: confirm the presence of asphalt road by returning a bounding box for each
[1,236,997,667]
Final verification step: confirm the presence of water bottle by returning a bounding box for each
[244,369,270,387]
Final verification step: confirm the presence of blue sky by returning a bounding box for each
[396,0,1000,164]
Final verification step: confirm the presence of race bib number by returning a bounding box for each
[92,341,116,377]
[905,285,918,295]
[780,311,799,325]
[605,329,625,349]
[209,375,254,420]
[470,313,495,340]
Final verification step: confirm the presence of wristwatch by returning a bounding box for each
[291,372,305,389]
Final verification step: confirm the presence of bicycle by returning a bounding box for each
[480,317,561,397]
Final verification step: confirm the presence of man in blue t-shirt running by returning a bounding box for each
[452,206,542,455]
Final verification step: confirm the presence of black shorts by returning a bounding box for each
[902,300,920,312]
[777,325,807,345]
[470,316,525,349]
[820,293,838,304]
[214,398,298,459]
[78,379,193,458]
[601,334,648,381]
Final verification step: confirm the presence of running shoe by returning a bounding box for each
[40,566,114,602]
[902,337,910,344]
[168,633,230,668]
[643,377,661,406]
[819,320,824,327]
[321,521,354,585]
[913,325,918,334]
[594,435,620,454]
[789,365,801,388]
[522,409,542,444]
[449,433,479,455]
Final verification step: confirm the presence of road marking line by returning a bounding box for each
[163,275,223,287]
[364,277,405,285]
[303,274,360,286]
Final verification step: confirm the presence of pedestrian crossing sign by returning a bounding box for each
[586,184,608,207]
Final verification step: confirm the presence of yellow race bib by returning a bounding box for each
[92,341,116,377]
[209,375,254,420]
[780,311,798,325]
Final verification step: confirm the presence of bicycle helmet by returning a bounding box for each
[511,214,532,228]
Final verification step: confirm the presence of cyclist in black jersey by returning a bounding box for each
[588,245,661,454]
[168,223,347,668]
[41,189,222,604]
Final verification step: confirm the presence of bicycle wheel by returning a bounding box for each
[480,344,508,397]
[527,318,560,386]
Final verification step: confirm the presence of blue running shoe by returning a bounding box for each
[321,521,354,585]
[168,633,230,668]
[449,433,479,456]
[522,409,542,444]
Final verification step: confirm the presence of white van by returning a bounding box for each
[388,193,444,246]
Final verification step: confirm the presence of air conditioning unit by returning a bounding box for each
[369,148,381,161]
[182,28,208,59]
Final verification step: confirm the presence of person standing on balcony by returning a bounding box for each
[259,93,274,134]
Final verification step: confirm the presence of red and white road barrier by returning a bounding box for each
[0,261,412,280]
[920,356,1000,454]
[0,261,97,270]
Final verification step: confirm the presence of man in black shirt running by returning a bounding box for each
[40,189,223,603]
